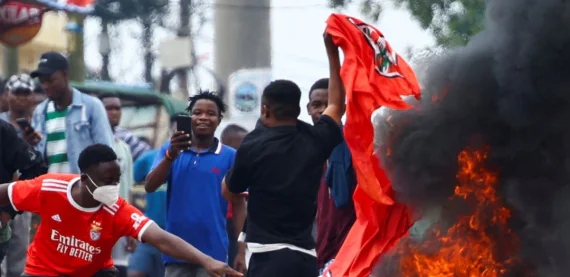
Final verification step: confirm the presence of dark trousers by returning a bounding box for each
[21,267,119,277]
[226,218,237,265]
[114,265,127,277]
[247,249,317,277]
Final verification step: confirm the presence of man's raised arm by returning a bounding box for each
[146,132,191,193]
[322,33,346,126]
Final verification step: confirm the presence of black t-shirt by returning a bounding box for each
[226,115,343,249]
[0,120,46,183]
[0,120,47,217]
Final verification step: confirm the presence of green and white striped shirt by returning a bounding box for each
[46,101,71,173]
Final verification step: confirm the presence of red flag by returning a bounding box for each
[322,14,420,277]
[66,0,94,7]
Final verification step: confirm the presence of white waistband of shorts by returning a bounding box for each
[246,242,316,257]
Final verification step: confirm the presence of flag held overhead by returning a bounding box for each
[322,13,419,277]
[325,13,420,205]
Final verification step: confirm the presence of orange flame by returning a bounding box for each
[432,85,450,103]
[394,149,521,277]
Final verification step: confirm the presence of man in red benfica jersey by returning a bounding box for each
[0,144,242,277]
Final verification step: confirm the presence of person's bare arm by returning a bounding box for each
[145,131,191,192]
[0,174,19,225]
[0,183,10,207]
[22,130,42,146]
[222,144,250,238]
[222,178,247,238]
[322,33,346,126]
[145,159,172,193]
[0,183,15,227]
[231,198,246,239]
[142,223,242,277]
[233,241,247,273]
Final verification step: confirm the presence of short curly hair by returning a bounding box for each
[187,89,227,119]
[262,80,301,120]
[309,78,329,99]
[78,144,117,172]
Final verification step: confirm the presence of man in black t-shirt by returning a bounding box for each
[222,34,346,277]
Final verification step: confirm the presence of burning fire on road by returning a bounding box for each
[376,149,531,276]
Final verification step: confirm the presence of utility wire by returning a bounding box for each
[209,2,326,10]
[208,0,392,10]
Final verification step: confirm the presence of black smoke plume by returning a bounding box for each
[373,0,570,275]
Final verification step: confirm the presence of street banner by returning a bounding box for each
[227,68,272,120]
[0,1,44,47]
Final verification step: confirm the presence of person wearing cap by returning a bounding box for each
[24,51,114,174]
[0,73,38,277]
[0,74,36,136]
[32,84,46,110]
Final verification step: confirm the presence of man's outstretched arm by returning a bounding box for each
[142,223,242,277]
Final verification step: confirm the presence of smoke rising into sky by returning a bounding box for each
[374,0,570,275]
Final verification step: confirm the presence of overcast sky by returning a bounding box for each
[83,0,434,123]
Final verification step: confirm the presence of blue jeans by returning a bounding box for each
[128,243,165,277]
[6,212,31,277]
[0,240,9,265]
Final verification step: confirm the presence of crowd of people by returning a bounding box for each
[0,33,358,277]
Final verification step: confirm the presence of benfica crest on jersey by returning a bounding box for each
[90,221,103,241]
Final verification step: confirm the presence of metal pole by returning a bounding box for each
[213,0,272,108]
[2,45,19,76]
[100,21,111,81]
[67,13,86,82]
[176,0,191,98]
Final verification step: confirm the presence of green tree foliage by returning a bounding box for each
[328,0,486,47]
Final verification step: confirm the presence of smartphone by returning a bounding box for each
[16,118,34,134]
[175,115,192,138]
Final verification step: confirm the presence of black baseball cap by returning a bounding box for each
[30,52,69,78]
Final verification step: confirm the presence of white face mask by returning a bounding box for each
[85,174,120,206]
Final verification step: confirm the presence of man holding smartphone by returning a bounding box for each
[145,90,246,277]
[0,73,40,277]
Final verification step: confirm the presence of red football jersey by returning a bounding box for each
[8,174,154,277]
